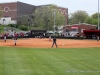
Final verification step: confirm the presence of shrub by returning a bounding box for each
[18,25,28,31]
[17,21,22,28]
[8,24,16,27]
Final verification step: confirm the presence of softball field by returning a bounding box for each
[0,38,100,48]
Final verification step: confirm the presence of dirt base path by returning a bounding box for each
[0,38,100,48]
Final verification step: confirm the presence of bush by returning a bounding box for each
[17,21,22,28]
[8,24,16,27]
[18,25,28,31]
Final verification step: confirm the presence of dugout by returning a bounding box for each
[83,30,100,39]
[31,29,46,37]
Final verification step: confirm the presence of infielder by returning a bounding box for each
[51,37,58,48]
[97,36,99,41]
[49,34,51,41]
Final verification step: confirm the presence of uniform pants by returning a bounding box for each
[15,40,17,43]
[4,37,6,40]
[52,41,58,47]
[49,37,51,40]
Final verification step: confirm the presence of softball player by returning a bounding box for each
[14,36,17,46]
[49,34,51,41]
[97,36,99,41]
[51,37,58,48]
[4,33,6,42]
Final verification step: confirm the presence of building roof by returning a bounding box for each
[65,23,97,27]
[0,2,17,4]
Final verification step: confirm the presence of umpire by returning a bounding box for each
[51,37,58,48]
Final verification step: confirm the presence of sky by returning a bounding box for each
[0,0,99,16]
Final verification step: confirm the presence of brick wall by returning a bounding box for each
[0,2,17,20]
[59,7,68,24]
[0,2,68,25]
[63,24,97,35]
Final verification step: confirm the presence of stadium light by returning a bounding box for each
[48,20,49,31]
[98,0,99,30]
[53,9,56,36]
[28,16,30,31]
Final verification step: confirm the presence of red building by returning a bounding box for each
[0,1,68,25]
[59,7,68,24]
[83,30,100,39]
[0,2,17,20]
[63,23,97,36]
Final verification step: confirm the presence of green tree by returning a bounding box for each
[0,7,3,18]
[91,19,98,25]
[84,13,100,28]
[68,10,89,25]
[22,15,28,26]
[17,21,22,28]
[92,13,100,19]
[32,4,65,30]
[84,16,93,24]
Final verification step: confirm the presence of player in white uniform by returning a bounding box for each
[49,34,51,41]
[4,33,6,42]
[14,36,17,46]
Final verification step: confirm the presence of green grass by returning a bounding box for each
[29,26,45,30]
[0,25,9,33]
[0,25,45,33]
[46,33,58,36]
[0,47,100,75]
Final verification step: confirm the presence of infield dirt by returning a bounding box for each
[0,38,100,48]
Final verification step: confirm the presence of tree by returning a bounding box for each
[68,10,88,25]
[0,7,3,18]
[84,16,93,24]
[32,4,65,30]
[84,13,100,27]
[22,15,28,26]
[92,13,100,19]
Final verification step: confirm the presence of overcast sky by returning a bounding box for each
[0,0,99,16]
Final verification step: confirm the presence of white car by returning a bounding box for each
[47,31,54,34]
[57,31,62,34]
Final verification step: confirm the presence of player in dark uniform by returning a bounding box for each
[51,37,58,48]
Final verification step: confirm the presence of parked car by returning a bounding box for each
[47,31,54,34]
[74,33,80,37]
[57,31,62,34]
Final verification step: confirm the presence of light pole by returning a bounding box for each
[98,0,99,30]
[15,15,17,31]
[28,15,30,31]
[54,9,56,36]
[48,20,49,31]
[65,13,67,33]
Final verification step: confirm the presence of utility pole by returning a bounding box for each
[28,15,30,31]
[48,20,49,31]
[15,16,16,28]
[98,0,99,30]
[54,9,56,36]
[15,15,16,31]
[65,14,66,33]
